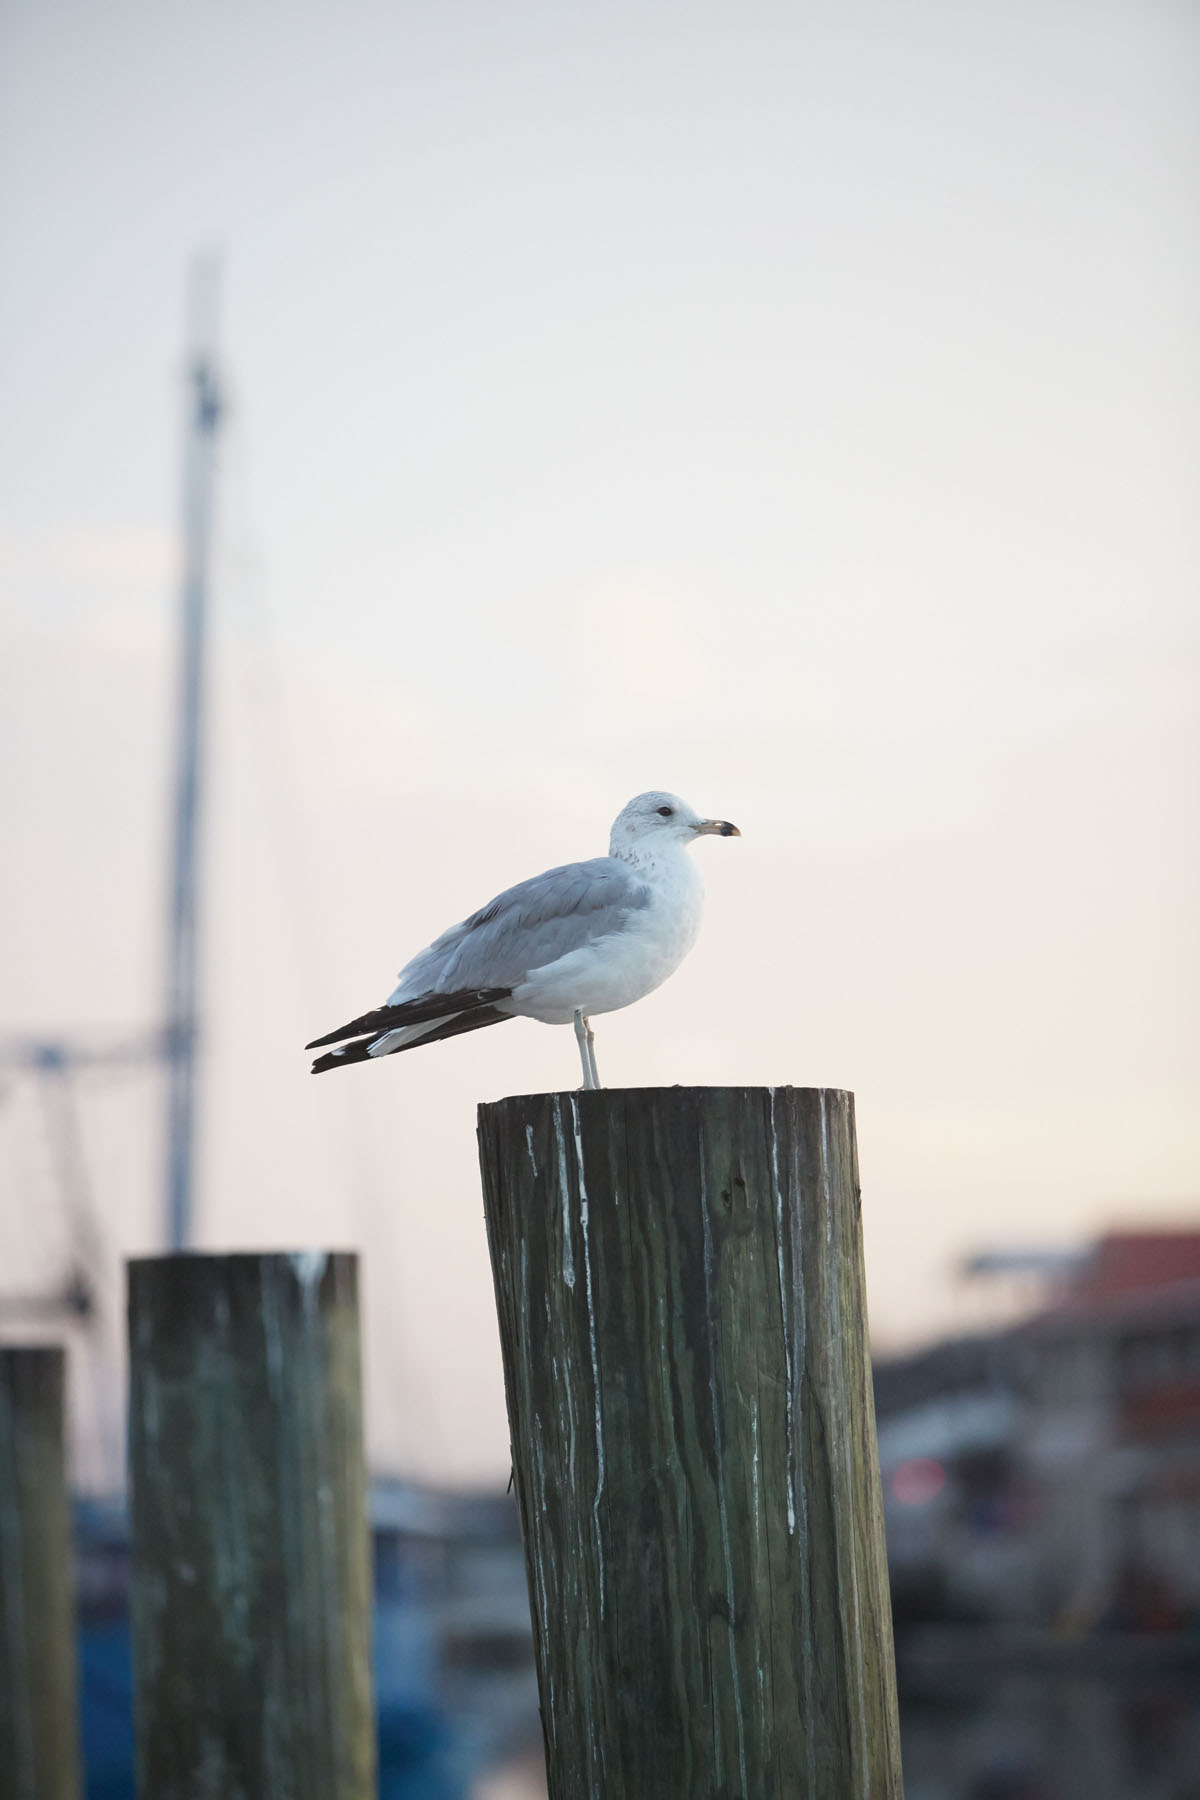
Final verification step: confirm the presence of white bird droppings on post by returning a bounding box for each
[569,1094,606,1617]
[552,1098,576,1290]
[768,1088,796,1535]
[290,1251,328,1306]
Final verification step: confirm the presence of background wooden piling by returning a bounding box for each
[127,1252,375,1800]
[478,1086,903,1800]
[0,1345,81,1800]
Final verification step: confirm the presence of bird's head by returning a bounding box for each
[609,791,741,858]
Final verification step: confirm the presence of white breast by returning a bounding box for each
[511,848,704,1024]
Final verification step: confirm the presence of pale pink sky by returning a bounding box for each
[2,0,1198,1485]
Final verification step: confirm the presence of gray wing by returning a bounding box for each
[388,857,651,1002]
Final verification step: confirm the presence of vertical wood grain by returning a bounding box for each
[0,1346,81,1800]
[479,1086,903,1800]
[127,1253,375,1800]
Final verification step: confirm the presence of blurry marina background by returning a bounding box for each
[66,1228,1200,1796]
[2,2,1198,1795]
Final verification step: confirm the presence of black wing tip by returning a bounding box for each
[309,994,517,1072]
[311,1035,377,1074]
[305,1014,384,1050]
[305,987,513,1052]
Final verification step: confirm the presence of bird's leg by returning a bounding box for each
[573,1008,599,1091]
[584,1016,601,1090]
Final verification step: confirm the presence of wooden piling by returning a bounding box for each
[0,1346,81,1800]
[478,1086,903,1800]
[127,1253,375,1800]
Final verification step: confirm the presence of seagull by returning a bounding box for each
[306,790,740,1089]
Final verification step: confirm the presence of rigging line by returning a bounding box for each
[216,424,384,1139]
[0,1037,155,1280]
[219,433,391,1275]
[11,1057,141,1490]
[0,1080,59,1293]
[35,1059,128,1317]
[217,422,443,1477]
[218,424,341,1024]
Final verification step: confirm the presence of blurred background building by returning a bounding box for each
[876,1231,1200,1798]
[65,1224,1200,1796]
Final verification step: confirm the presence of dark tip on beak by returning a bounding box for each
[720,821,740,837]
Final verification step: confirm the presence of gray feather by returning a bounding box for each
[388,857,651,1002]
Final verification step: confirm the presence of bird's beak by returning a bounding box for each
[693,819,741,837]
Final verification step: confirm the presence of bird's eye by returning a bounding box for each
[656,806,674,817]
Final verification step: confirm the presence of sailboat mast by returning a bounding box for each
[163,267,223,1253]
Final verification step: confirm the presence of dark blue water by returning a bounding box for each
[79,1617,471,1800]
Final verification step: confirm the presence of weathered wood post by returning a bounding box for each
[127,1253,375,1800]
[0,1345,82,1800]
[478,1086,903,1799]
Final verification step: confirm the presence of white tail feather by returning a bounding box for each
[367,1016,456,1056]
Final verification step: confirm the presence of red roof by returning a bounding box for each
[1028,1231,1200,1336]
[1070,1232,1200,1303]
